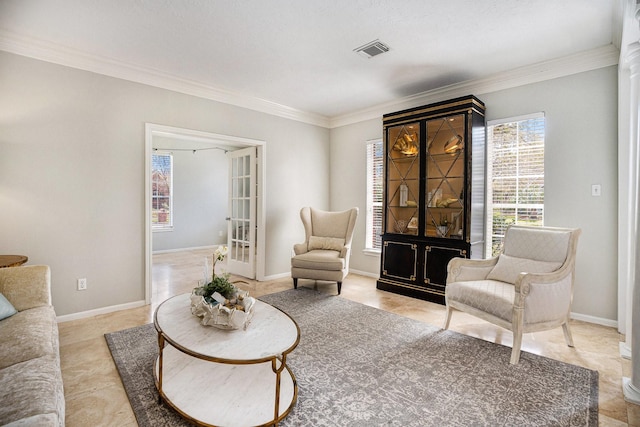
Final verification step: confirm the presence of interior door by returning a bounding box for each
[227,147,257,278]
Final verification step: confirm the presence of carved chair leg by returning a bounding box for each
[510,328,523,364]
[337,282,342,295]
[443,305,453,330]
[562,321,575,347]
[293,278,298,289]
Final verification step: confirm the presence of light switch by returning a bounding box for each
[591,184,601,197]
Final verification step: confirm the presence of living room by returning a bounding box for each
[0,0,638,425]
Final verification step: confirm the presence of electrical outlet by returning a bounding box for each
[77,278,87,291]
[591,184,601,197]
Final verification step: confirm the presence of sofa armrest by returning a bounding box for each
[339,244,351,258]
[293,243,308,256]
[446,257,498,284]
[0,265,51,311]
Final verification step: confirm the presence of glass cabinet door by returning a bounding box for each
[386,122,420,235]
[425,114,465,239]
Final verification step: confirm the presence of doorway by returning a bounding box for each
[144,123,266,304]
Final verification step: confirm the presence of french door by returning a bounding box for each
[226,147,256,278]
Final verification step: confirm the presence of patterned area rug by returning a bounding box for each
[105,288,598,426]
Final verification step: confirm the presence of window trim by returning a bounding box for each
[365,138,383,255]
[485,112,545,257]
[152,151,174,232]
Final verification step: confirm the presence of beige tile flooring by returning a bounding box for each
[58,248,638,426]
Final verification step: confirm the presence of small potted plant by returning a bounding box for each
[190,245,255,329]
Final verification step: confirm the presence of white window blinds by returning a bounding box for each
[486,113,545,256]
[366,139,383,251]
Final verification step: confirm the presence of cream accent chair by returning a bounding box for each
[291,207,359,295]
[443,225,581,364]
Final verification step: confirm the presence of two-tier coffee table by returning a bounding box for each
[154,293,300,427]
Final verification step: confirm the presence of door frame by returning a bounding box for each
[144,123,266,304]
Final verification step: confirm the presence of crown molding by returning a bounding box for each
[0,29,618,130]
[329,44,620,129]
[0,29,331,128]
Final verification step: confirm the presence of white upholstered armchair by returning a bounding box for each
[291,207,358,295]
[443,225,581,364]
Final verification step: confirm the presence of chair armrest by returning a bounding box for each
[340,244,351,258]
[513,264,575,323]
[0,265,51,311]
[293,243,308,255]
[514,261,575,295]
[447,257,498,284]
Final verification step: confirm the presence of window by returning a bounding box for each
[152,152,173,230]
[486,113,545,256]
[365,139,383,252]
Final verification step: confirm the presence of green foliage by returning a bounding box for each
[195,273,236,305]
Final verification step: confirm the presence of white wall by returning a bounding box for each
[151,138,228,252]
[329,119,382,276]
[0,51,330,316]
[0,48,618,321]
[330,65,618,322]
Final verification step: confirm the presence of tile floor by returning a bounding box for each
[58,248,638,426]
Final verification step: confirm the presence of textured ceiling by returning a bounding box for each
[0,0,618,119]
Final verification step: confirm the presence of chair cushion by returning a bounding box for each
[487,254,562,285]
[446,280,515,322]
[291,250,345,271]
[308,236,345,251]
[503,227,571,262]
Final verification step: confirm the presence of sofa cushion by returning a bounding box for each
[0,266,51,311]
[0,293,17,321]
[0,356,64,426]
[446,279,515,322]
[487,254,562,285]
[0,306,58,369]
[291,250,345,271]
[308,236,345,251]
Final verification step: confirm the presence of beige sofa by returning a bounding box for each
[0,265,65,426]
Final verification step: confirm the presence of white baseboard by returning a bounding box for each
[349,269,379,279]
[623,377,640,404]
[261,270,378,281]
[570,311,617,328]
[262,271,292,281]
[56,300,146,323]
[621,342,632,359]
[55,273,617,329]
[152,244,220,255]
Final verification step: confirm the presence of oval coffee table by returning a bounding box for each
[154,293,300,427]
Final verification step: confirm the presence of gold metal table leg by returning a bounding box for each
[271,354,288,426]
[157,333,165,404]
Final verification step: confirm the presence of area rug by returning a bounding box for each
[105,288,598,426]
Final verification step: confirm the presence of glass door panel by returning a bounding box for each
[227,147,256,278]
[425,114,465,239]
[386,122,420,235]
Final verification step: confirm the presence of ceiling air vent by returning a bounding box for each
[354,39,390,58]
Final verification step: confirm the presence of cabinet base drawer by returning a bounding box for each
[376,278,445,305]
